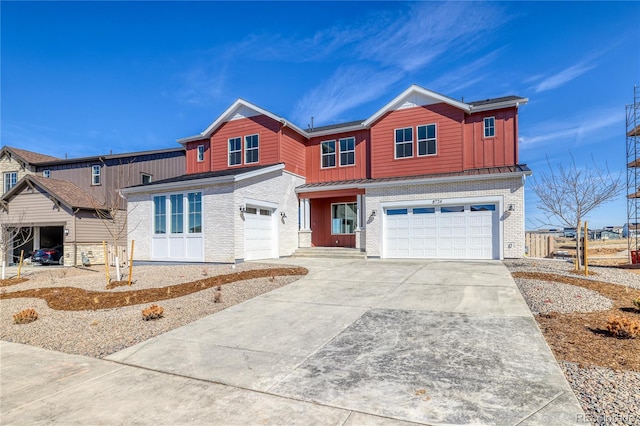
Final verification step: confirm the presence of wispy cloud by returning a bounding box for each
[532,61,596,93]
[292,2,508,124]
[292,66,403,125]
[428,49,504,94]
[519,107,623,147]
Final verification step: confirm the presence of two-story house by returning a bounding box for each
[123,85,531,263]
[0,146,185,266]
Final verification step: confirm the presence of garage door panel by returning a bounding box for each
[244,208,276,261]
[384,203,498,260]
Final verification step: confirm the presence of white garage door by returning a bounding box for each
[244,206,277,261]
[384,204,498,259]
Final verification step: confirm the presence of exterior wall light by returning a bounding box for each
[280,212,287,219]
[64,228,69,236]
[508,204,515,212]
[371,210,377,216]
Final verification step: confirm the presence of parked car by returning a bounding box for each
[32,247,64,265]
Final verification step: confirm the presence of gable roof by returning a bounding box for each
[0,146,60,165]
[1,175,104,211]
[177,99,308,144]
[177,85,528,143]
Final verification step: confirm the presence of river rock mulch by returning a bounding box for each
[0,263,306,358]
[504,258,640,426]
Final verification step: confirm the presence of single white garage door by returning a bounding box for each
[383,204,498,259]
[244,206,277,261]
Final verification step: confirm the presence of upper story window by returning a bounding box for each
[321,140,336,168]
[417,124,437,156]
[141,173,152,185]
[339,137,355,166]
[43,170,51,178]
[197,145,205,162]
[4,172,17,193]
[228,137,242,166]
[395,127,413,158]
[484,117,495,138]
[91,165,101,185]
[245,134,259,164]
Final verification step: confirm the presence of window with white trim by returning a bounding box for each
[417,124,437,156]
[245,134,259,164]
[153,196,167,234]
[395,127,413,158]
[331,202,357,234]
[91,165,101,185]
[187,192,202,233]
[170,194,184,234]
[228,137,242,166]
[339,137,355,166]
[484,117,495,138]
[197,145,205,162]
[43,170,51,178]
[3,172,17,193]
[321,140,336,168]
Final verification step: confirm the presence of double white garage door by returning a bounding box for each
[383,203,499,260]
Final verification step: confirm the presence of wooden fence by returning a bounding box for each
[525,233,555,258]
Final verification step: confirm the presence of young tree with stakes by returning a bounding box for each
[0,207,33,279]
[531,156,623,269]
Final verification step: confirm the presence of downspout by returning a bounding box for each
[73,208,79,267]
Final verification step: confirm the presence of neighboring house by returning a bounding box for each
[124,85,531,263]
[623,222,639,238]
[0,146,185,266]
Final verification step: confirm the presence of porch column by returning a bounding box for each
[298,197,312,248]
[302,198,311,231]
[356,194,363,229]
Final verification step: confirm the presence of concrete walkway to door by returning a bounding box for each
[1,259,584,425]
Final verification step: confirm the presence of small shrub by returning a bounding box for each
[633,298,640,311]
[13,308,38,324]
[606,316,640,339]
[142,304,164,321]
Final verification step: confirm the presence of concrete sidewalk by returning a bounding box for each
[1,259,584,425]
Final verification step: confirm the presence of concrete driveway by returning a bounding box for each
[1,259,584,425]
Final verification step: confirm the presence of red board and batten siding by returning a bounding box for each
[186,140,211,174]
[463,108,518,170]
[370,103,465,179]
[305,129,369,184]
[310,196,358,248]
[280,126,307,176]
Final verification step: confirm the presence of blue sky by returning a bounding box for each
[2,1,639,229]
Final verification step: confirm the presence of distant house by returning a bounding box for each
[0,146,185,266]
[124,85,531,263]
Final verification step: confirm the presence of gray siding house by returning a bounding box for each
[0,146,185,266]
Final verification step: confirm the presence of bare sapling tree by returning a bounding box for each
[531,155,623,269]
[0,207,33,279]
[90,160,138,282]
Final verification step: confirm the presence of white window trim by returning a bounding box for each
[91,165,101,186]
[320,140,337,169]
[417,123,437,157]
[228,137,242,166]
[331,202,358,235]
[197,145,205,162]
[339,137,356,167]
[153,191,203,236]
[4,172,17,193]
[244,134,259,164]
[484,116,496,138]
[394,127,414,159]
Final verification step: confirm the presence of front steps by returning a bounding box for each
[292,247,367,259]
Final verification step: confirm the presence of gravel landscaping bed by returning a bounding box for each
[504,258,639,426]
[0,263,304,358]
